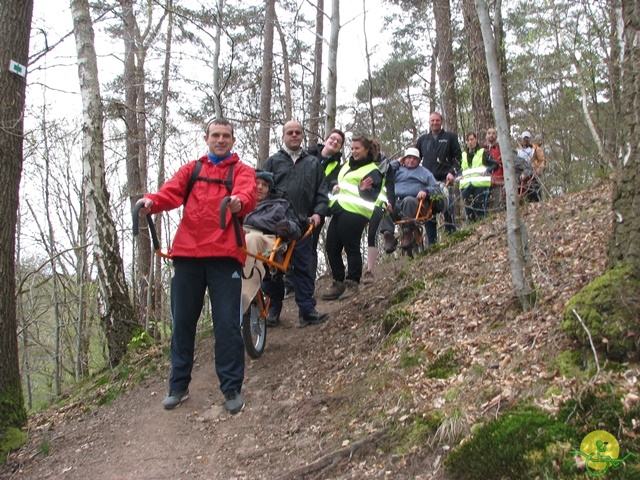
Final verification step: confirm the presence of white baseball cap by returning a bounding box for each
[403,147,421,159]
[521,131,532,139]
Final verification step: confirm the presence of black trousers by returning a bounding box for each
[326,210,369,283]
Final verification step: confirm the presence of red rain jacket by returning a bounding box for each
[144,153,257,263]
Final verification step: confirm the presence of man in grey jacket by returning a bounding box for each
[262,120,330,327]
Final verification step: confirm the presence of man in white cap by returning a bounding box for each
[381,147,440,252]
[517,131,535,163]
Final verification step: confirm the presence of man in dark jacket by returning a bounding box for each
[262,120,330,327]
[136,118,257,415]
[416,112,462,245]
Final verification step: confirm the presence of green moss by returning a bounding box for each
[381,308,415,335]
[425,348,460,379]
[399,348,424,369]
[390,281,425,305]
[0,427,27,464]
[562,262,640,361]
[390,411,444,454]
[445,406,578,479]
[552,350,592,381]
[0,380,27,433]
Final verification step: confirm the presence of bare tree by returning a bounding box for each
[308,0,324,145]
[71,0,138,366]
[324,0,340,134]
[258,0,276,164]
[0,0,31,435]
[433,0,458,130]
[212,0,224,118]
[275,16,293,120]
[462,0,492,133]
[362,0,376,135]
[475,0,536,310]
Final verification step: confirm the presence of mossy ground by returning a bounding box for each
[446,387,640,479]
[562,262,640,361]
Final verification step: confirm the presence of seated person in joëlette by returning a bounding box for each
[380,147,440,252]
[241,170,306,324]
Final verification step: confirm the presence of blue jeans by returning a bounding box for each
[169,257,244,395]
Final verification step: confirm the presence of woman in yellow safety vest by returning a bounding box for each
[459,132,498,222]
[322,134,384,301]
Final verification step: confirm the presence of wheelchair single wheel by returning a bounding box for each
[413,226,425,256]
[242,293,267,359]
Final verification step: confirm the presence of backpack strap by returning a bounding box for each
[184,160,203,205]
[183,160,235,205]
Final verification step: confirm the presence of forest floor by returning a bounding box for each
[1,179,632,479]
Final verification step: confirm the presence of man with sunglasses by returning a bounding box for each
[262,120,330,327]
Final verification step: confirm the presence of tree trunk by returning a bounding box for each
[212,0,224,118]
[308,0,324,146]
[0,0,31,433]
[363,0,376,136]
[119,0,151,323]
[71,0,138,366]
[275,16,293,121]
[475,0,536,311]
[493,0,509,129]
[433,0,458,130]
[462,0,492,133]
[324,0,340,134]
[258,0,276,165]
[609,0,640,272]
[154,0,174,338]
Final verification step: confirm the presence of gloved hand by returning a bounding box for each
[275,220,291,239]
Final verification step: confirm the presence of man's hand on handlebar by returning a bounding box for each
[226,195,242,214]
[309,213,321,228]
[136,198,154,215]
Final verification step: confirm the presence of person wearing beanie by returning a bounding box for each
[242,171,306,327]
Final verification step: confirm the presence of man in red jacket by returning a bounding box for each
[136,118,257,414]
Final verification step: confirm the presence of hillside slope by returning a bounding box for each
[2,181,625,479]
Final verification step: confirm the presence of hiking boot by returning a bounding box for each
[162,389,190,410]
[321,281,345,301]
[339,279,359,300]
[298,310,330,327]
[401,227,413,249]
[362,270,375,285]
[266,310,280,327]
[224,390,244,414]
[383,231,397,254]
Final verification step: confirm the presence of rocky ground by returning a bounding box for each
[3,180,633,479]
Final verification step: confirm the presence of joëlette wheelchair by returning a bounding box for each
[133,199,312,359]
[391,197,434,258]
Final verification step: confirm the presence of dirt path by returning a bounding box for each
[7,277,388,480]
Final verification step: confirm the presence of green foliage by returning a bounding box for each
[426,349,460,379]
[128,330,154,351]
[445,406,578,479]
[390,411,443,454]
[399,347,424,369]
[0,427,27,464]
[552,350,592,381]
[390,281,425,305]
[382,308,415,335]
[562,262,640,361]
